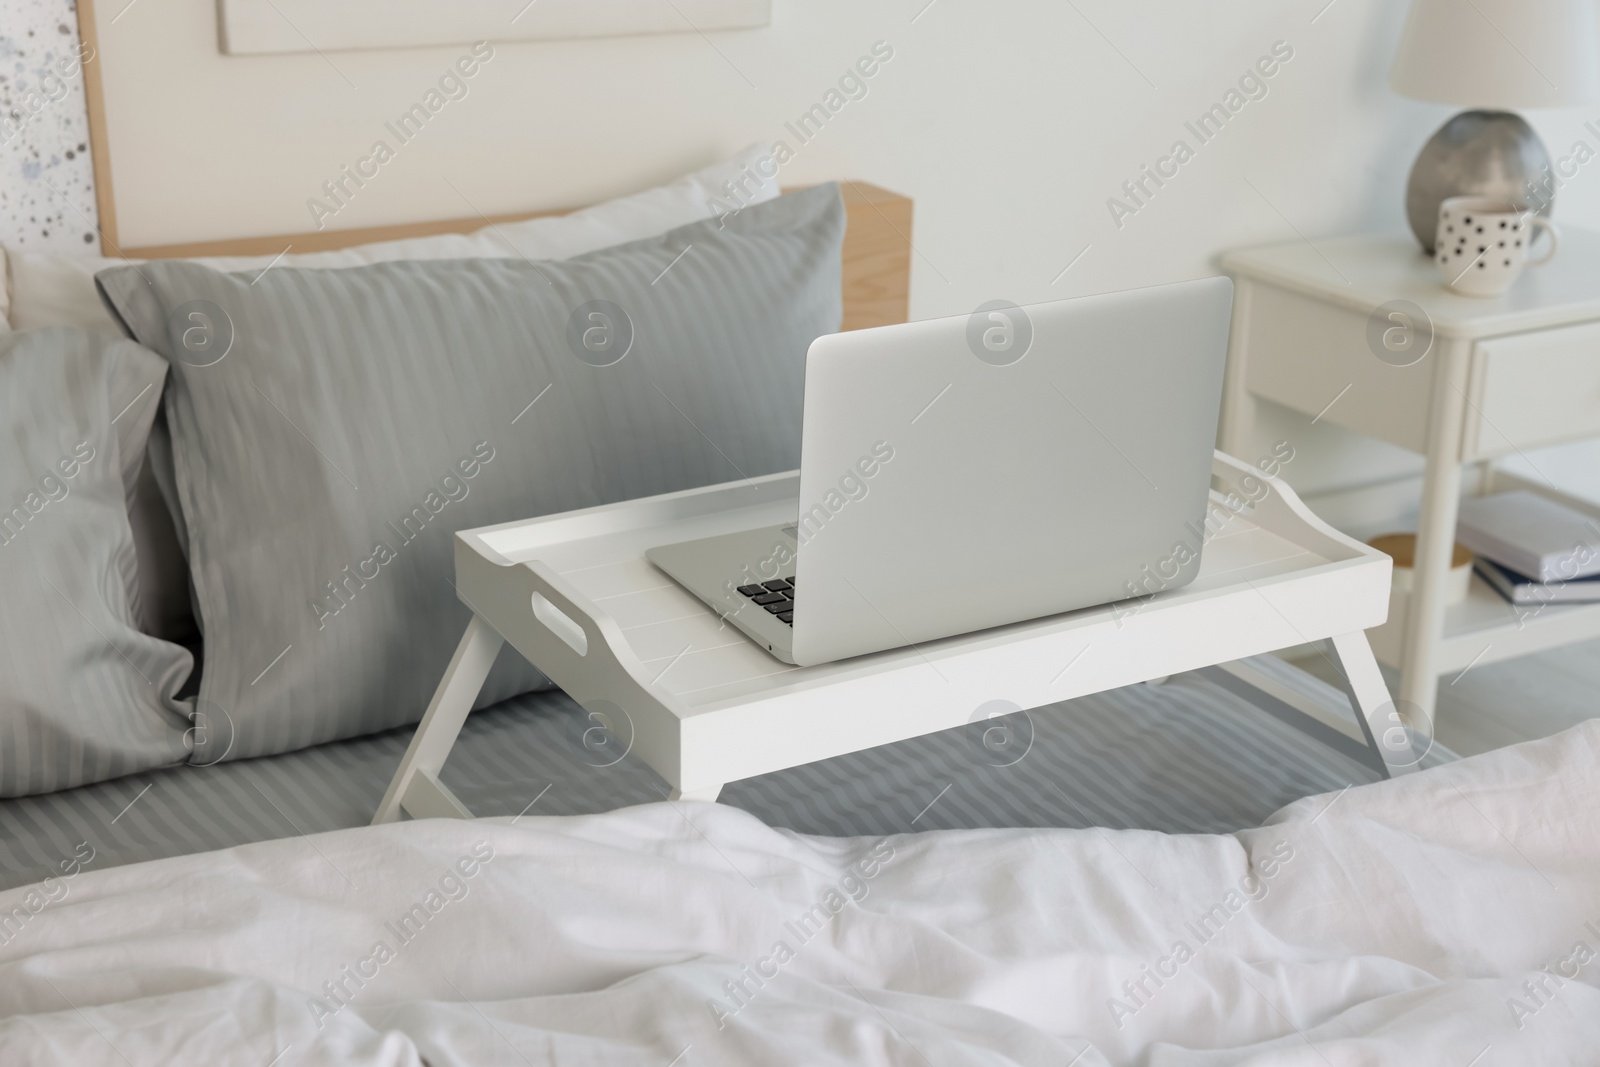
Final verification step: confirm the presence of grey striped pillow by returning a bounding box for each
[95,185,844,764]
[0,327,194,797]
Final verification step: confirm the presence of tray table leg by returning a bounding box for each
[1330,630,1421,779]
[372,614,505,824]
[1200,658,1390,778]
[668,783,725,803]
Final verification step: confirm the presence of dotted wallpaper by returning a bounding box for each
[0,0,100,252]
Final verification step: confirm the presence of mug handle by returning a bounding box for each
[1526,217,1559,266]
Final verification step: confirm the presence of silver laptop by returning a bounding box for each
[646,276,1233,666]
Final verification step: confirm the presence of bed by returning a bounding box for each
[0,157,1449,888]
[0,130,1586,1067]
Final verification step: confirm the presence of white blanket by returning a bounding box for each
[2,722,1598,1065]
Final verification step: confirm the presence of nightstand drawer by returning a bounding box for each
[1239,282,1434,454]
[1468,320,1600,458]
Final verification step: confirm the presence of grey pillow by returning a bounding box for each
[95,184,845,763]
[0,327,195,797]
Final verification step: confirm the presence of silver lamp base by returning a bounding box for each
[1405,109,1552,253]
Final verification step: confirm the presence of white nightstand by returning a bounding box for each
[1220,229,1600,724]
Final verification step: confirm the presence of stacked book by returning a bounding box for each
[1456,491,1600,606]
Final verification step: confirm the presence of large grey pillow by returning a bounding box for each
[95,184,844,763]
[0,327,195,796]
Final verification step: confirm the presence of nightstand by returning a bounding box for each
[1220,229,1600,725]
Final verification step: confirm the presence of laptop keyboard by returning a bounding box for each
[736,578,796,625]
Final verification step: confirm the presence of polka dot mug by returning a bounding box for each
[1435,196,1558,297]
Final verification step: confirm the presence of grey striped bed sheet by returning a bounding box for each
[0,664,1456,890]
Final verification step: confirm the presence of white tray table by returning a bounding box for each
[374,452,1411,823]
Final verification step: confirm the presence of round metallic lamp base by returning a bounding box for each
[1405,109,1552,253]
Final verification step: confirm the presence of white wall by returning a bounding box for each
[94,0,1600,504]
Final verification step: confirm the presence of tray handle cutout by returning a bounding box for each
[532,591,588,656]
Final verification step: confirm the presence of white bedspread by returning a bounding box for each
[2,723,1598,1065]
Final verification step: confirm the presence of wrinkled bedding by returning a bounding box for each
[1,722,1597,1065]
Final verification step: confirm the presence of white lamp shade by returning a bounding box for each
[1391,0,1600,108]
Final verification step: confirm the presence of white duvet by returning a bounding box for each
[2,723,1598,1066]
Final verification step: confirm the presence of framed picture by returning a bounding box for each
[217,0,771,55]
[0,0,108,252]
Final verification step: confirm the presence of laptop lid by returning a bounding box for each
[788,276,1233,666]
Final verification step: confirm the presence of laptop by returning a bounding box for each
[646,276,1233,667]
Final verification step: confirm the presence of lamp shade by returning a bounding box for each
[1391,0,1600,108]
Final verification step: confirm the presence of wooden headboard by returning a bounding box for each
[76,3,909,331]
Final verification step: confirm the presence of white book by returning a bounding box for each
[1456,491,1600,584]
